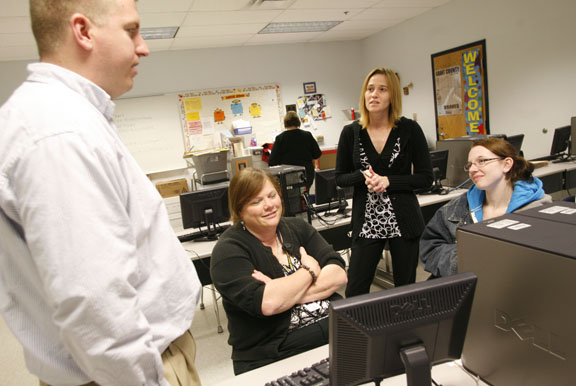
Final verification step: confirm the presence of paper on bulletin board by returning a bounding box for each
[177,84,283,153]
[435,65,462,116]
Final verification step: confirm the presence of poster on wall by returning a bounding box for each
[431,40,489,140]
[178,84,283,153]
[297,93,331,123]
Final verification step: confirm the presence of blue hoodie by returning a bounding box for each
[467,177,545,222]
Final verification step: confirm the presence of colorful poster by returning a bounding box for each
[249,103,262,118]
[297,94,330,121]
[214,109,225,124]
[183,97,202,112]
[231,99,243,116]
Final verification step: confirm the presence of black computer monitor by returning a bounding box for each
[314,169,353,213]
[329,272,477,386]
[422,149,449,195]
[504,134,524,155]
[549,125,571,161]
[180,186,229,241]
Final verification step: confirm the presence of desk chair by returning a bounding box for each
[192,257,224,333]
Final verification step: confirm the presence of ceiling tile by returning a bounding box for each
[0,0,454,62]
[246,31,323,45]
[182,10,283,26]
[273,9,362,22]
[171,34,254,49]
[178,24,266,37]
[138,0,195,13]
[353,7,430,20]
[290,0,380,9]
[332,19,399,31]
[145,39,175,52]
[191,0,256,11]
[139,13,188,28]
[373,0,451,7]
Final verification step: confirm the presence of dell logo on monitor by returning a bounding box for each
[494,309,566,360]
[391,298,431,317]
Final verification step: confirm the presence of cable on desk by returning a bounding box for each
[303,193,347,227]
[453,360,481,385]
[446,178,472,193]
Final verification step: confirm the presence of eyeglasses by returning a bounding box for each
[464,157,504,171]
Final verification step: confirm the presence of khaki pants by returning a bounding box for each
[40,330,202,386]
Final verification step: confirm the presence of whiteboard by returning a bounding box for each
[112,84,283,174]
[113,95,187,174]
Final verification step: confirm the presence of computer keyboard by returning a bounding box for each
[265,357,330,386]
[177,224,230,242]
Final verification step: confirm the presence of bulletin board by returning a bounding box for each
[113,83,284,174]
[431,39,489,140]
[177,84,283,152]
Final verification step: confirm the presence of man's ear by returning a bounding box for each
[70,13,94,51]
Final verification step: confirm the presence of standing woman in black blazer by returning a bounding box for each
[335,68,433,297]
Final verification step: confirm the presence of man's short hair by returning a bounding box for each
[30,0,116,57]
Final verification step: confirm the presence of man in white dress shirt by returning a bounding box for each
[0,0,203,385]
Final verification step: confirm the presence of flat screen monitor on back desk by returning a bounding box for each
[179,185,230,242]
[314,168,353,215]
[420,149,449,195]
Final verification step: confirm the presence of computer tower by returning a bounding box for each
[458,211,576,386]
[267,165,307,216]
[512,201,576,226]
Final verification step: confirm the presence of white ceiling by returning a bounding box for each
[0,0,452,62]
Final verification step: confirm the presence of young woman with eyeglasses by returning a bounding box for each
[419,137,552,278]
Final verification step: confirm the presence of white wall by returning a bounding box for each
[0,41,364,150]
[362,0,576,159]
[1,0,575,161]
[122,41,365,148]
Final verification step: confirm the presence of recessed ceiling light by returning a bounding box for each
[258,21,342,34]
[140,27,179,40]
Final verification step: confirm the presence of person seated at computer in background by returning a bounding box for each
[420,137,552,278]
[210,167,347,375]
[269,111,322,191]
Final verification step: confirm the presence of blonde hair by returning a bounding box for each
[228,167,283,225]
[358,68,402,129]
[30,0,118,57]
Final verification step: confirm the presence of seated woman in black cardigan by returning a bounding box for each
[210,167,347,375]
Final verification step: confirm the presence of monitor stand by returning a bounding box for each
[194,209,219,242]
[400,344,432,386]
[420,167,448,195]
[552,153,576,163]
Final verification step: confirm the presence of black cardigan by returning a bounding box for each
[334,118,433,240]
[210,217,345,361]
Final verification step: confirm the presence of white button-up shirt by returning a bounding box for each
[0,63,201,386]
